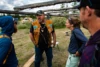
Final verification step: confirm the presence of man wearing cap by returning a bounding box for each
[29,10,56,67]
[76,0,100,67]
[0,16,18,67]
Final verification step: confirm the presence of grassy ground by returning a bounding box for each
[12,29,34,67]
[12,27,90,67]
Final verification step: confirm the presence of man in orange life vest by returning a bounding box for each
[29,10,56,67]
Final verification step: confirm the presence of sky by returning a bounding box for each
[0,0,63,12]
[0,0,74,13]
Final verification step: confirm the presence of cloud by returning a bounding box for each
[0,0,25,10]
[5,0,15,5]
[0,0,14,10]
[0,0,61,12]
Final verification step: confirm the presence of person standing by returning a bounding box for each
[29,10,56,67]
[0,16,18,67]
[76,0,100,67]
[65,16,87,67]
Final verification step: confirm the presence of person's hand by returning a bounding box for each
[75,51,80,56]
[51,41,56,48]
[32,41,36,45]
[53,42,56,47]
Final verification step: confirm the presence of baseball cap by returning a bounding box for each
[36,10,44,16]
[76,0,100,9]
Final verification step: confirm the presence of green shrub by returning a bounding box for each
[18,17,66,29]
[51,17,66,28]
[18,22,31,29]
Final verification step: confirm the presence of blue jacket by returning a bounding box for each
[68,28,88,54]
[0,16,18,66]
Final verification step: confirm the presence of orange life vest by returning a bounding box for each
[32,19,53,47]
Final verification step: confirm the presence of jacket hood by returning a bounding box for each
[0,16,14,36]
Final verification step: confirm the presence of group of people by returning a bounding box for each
[65,0,100,67]
[0,0,100,67]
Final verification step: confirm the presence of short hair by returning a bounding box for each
[68,16,81,28]
[81,7,100,17]
[94,9,100,17]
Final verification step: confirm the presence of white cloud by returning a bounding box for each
[0,0,12,10]
[0,1,4,5]
[13,1,24,7]
[0,0,23,10]
[0,0,54,10]
[0,0,73,12]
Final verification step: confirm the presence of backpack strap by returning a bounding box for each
[3,44,12,64]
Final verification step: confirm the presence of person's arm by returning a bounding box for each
[29,25,36,45]
[29,33,36,45]
[52,25,56,47]
[74,29,88,56]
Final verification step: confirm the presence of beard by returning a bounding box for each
[13,27,17,33]
[81,20,88,29]
[38,19,45,23]
[38,19,42,23]
[82,24,87,29]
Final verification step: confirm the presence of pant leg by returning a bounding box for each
[34,46,44,67]
[0,38,11,66]
[66,54,71,67]
[3,44,18,67]
[45,47,53,67]
[70,54,80,67]
[66,53,80,67]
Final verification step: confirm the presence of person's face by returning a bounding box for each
[79,7,89,29]
[36,14,45,23]
[65,20,73,29]
[13,23,17,33]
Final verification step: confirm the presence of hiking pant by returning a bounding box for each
[0,38,18,67]
[34,46,53,67]
[66,53,80,67]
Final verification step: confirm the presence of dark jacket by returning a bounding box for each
[68,28,88,54]
[79,30,100,67]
